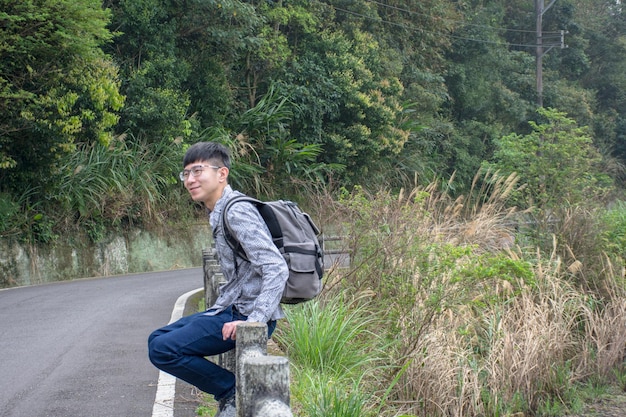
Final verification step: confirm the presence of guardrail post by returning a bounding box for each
[202,247,235,371]
[243,357,291,417]
[202,248,220,309]
[235,322,267,416]
[235,322,292,417]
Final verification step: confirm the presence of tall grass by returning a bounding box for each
[275,296,382,377]
[274,294,388,417]
[53,136,188,239]
[296,377,367,417]
[277,170,626,417]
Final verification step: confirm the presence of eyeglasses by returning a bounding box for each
[179,164,222,181]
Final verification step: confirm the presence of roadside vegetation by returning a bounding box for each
[271,170,626,417]
[196,164,626,417]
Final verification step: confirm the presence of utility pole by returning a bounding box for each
[535,0,561,107]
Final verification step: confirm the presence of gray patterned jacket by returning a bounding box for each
[206,185,288,323]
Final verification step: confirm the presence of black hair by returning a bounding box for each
[182,142,231,169]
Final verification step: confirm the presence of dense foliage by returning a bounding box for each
[1,0,625,239]
[0,0,123,188]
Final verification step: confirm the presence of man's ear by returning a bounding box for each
[219,167,229,182]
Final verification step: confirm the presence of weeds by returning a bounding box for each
[292,373,367,417]
[275,296,383,379]
[274,293,387,416]
[275,171,626,417]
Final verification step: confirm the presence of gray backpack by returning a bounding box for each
[221,196,324,304]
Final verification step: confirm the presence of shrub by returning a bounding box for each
[600,200,626,257]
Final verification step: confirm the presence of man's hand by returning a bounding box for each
[222,320,246,340]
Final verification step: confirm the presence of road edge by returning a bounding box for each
[152,287,204,417]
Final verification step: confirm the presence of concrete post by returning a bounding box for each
[242,356,292,417]
[255,398,292,417]
[202,249,221,309]
[202,249,236,371]
[236,322,268,415]
[210,272,224,303]
[202,249,212,306]
[235,323,292,417]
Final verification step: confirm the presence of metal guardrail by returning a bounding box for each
[320,234,351,269]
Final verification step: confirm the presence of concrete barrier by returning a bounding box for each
[236,322,292,417]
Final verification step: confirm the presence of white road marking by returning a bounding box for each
[152,287,203,417]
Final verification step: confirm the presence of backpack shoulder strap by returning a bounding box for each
[221,195,262,262]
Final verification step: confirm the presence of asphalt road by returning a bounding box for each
[0,268,204,417]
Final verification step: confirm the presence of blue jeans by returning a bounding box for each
[148,305,276,400]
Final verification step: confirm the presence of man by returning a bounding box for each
[148,142,289,417]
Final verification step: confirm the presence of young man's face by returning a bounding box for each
[181,160,228,207]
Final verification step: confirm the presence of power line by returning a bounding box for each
[363,0,562,35]
[332,5,563,49]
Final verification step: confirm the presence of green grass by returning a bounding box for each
[274,295,388,417]
[275,297,383,378]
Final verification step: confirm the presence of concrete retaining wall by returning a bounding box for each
[0,224,211,288]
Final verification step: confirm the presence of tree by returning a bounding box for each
[107,0,265,137]
[267,1,421,185]
[486,107,612,210]
[0,0,123,193]
[575,0,626,169]
[444,1,536,187]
